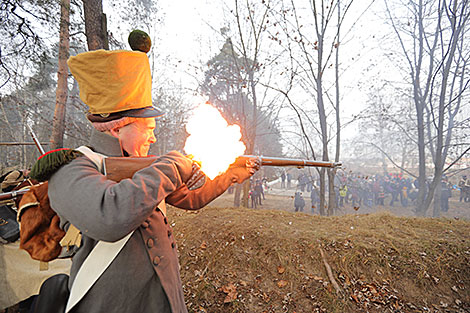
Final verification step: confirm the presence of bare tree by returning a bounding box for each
[83,0,108,51]
[200,0,281,207]
[0,0,59,91]
[267,0,355,215]
[385,0,470,216]
[229,0,272,207]
[50,0,70,149]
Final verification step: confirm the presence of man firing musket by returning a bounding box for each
[15,30,262,313]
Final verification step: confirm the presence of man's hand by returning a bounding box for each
[185,157,261,190]
[227,157,261,184]
[246,157,261,174]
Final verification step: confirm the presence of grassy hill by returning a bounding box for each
[169,205,470,313]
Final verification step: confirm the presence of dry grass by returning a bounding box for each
[168,193,470,313]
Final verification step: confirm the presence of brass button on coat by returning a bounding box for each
[147,238,154,248]
[171,242,176,249]
[153,256,161,265]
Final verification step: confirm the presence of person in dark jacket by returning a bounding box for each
[441,181,452,212]
[458,176,468,202]
[280,171,286,189]
[45,47,259,313]
[294,192,305,212]
[287,173,292,189]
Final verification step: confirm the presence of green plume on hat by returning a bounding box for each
[128,30,152,53]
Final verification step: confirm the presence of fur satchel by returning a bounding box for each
[18,182,66,262]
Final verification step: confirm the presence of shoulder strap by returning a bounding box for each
[66,200,166,312]
[65,232,132,312]
[74,146,107,174]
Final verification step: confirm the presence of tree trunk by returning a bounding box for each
[317,76,332,216]
[50,0,70,150]
[330,1,341,216]
[234,183,242,207]
[83,0,109,51]
[319,169,326,216]
[242,180,250,207]
[433,182,441,217]
[240,139,254,207]
[327,169,337,215]
[240,69,258,209]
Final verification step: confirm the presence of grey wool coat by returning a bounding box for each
[48,130,241,313]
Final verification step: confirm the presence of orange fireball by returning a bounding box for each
[184,103,246,179]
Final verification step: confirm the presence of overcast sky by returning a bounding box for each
[104,0,404,146]
[153,0,394,113]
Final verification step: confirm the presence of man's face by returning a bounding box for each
[114,118,156,156]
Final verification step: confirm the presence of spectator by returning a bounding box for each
[298,173,307,192]
[339,185,347,207]
[250,187,257,209]
[377,186,385,205]
[294,192,305,212]
[254,180,264,205]
[287,173,292,189]
[310,186,319,213]
[389,180,400,206]
[441,181,451,212]
[400,186,409,207]
[458,176,468,202]
[280,171,286,189]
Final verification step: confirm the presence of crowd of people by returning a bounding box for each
[279,170,470,214]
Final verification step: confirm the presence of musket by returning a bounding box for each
[0,155,342,200]
[104,155,341,183]
[0,142,49,146]
[27,124,45,155]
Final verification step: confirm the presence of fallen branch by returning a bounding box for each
[319,247,343,296]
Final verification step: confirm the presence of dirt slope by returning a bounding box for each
[169,205,470,313]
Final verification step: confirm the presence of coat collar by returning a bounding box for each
[89,129,124,157]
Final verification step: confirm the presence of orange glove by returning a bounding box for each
[226,157,261,184]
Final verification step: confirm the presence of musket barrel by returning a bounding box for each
[0,189,30,201]
[27,124,45,155]
[236,155,341,168]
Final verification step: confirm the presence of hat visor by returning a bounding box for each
[121,106,164,118]
[87,106,164,123]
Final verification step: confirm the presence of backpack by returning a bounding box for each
[0,204,20,243]
[17,148,85,261]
